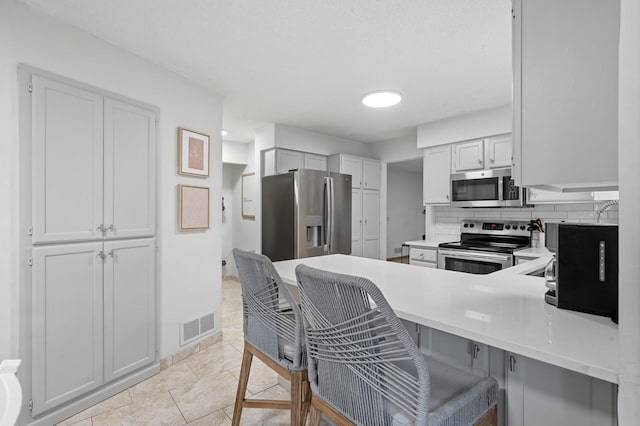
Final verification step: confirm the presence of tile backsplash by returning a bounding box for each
[433,202,618,241]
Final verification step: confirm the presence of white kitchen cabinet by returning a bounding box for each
[303,152,327,171]
[362,159,381,190]
[452,139,484,172]
[362,190,380,259]
[409,247,438,268]
[513,0,619,191]
[423,145,451,204]
[275,149,304,174]
[505,353,616,426]
[351,189,363,256]
[527,188,595,204]
[32,76,156,243]
[32,243,105,415]
[485,134,513,169]
[32,75,104,244]
[103,239,156,382]
[32,240,157,415]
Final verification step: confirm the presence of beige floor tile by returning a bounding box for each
[221,310,243,328]
[128,362,198,401]
[57,390,132,426]
[92,392,185,426]
[185,342,242,379]
[187,409,232,425]
[229,357,279,395]
[222,385,292,426]
[58,419,92,426]
[170,370,238,422]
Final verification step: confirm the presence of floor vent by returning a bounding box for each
[180,312,215,346]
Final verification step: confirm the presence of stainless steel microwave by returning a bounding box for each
[450,168,527,208]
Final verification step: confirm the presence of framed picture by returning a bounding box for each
[178,127,210,177]
[242,173,256,219]
[178,184,209,231]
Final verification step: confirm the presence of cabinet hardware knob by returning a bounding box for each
[509,355,517,372]
[97,251,105,260]
[473,344,481,359]
[108,224,114,232]
[478,159,482,165]
[446,194,449,200]
[107,250,114,257]
[97,224,105,233]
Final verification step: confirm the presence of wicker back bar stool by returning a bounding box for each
[295,264,498,426]
[231,249,310,425]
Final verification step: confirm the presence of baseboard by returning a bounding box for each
[159,330,223,370]
[26,363,160,426]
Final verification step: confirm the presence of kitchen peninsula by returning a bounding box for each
[274,254,618,425]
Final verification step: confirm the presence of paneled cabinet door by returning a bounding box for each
[351,189,363,256]
[362,190,380,259]
[32,75,104,244]
[362,159,381,190]
[32,243,104,415]
[104,99,156,239]
[452,139,484,172]
[104,239,156,382]
[341,156,363,189]
[423,146,451,204]
[303,153,327,171]
[485,134,513,169]
[275,149,304,174]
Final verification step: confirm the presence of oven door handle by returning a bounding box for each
[438,249,512,263]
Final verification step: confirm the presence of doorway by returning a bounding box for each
[386,158,425,262]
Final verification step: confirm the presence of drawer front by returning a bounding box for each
[409,247,438,263]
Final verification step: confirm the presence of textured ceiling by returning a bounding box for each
[21,0,512,143]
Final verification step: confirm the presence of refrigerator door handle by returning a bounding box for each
[324,177,331,254]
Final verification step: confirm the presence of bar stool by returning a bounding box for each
[295,264,498,426]
[231,249,310,426]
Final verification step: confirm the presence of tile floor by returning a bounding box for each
[56,278,297,426]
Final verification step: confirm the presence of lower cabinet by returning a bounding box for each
[32,239,156,415]
[410,325,616,426]
[408,246,438,268]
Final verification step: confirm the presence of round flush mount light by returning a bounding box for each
[361,90,402,108]
[221,130,228,136]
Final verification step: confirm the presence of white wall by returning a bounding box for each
[0,1,223,362]
[372,133,422,163]
[617,0,640,422]
[417,104,511,148]
[274,123,374,157]
[386,168,424,257]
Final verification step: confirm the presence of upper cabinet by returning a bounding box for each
[452,139,484,172]
[328,154,380,190]
[32,76,156,244]
[451,134,512,173]
[262,148,327,176]
[423,145,451,205]
[485,134,513,169]
[513,0,619,191]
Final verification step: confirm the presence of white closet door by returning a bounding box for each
[32,75,104,244]
[104,239,156,382]
[104,99,156,239]
[32,242,104,415]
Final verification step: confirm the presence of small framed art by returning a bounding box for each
[178,184,209,231]
[178,127,210,177]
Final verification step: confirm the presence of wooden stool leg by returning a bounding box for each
[290,371,304,425]
[232,345,253,426]
[302,378,312,420]
[308,401,322,426]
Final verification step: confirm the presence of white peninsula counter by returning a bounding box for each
[274,254,618,426]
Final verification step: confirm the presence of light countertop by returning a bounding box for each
[514,246,552,258]
[404,239,456,249]
[273,254,618,384]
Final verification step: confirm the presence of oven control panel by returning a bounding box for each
[460,219,530,236]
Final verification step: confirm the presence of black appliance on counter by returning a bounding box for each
[544,223,619,322]
[438,219,531,274]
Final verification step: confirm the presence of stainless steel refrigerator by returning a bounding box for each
[262,169,352,261]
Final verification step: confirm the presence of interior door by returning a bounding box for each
[104,98,156,239]
[32,242,104,415]
[31,75,104,244]
[362,190,380,259]
[351,189,362,256]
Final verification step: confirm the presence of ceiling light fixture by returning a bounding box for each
[361,90,402,108]
[221,130,228,136]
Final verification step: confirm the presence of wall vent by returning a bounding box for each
[180,312,216,346]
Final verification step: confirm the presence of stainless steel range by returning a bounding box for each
[437,219,531,274]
